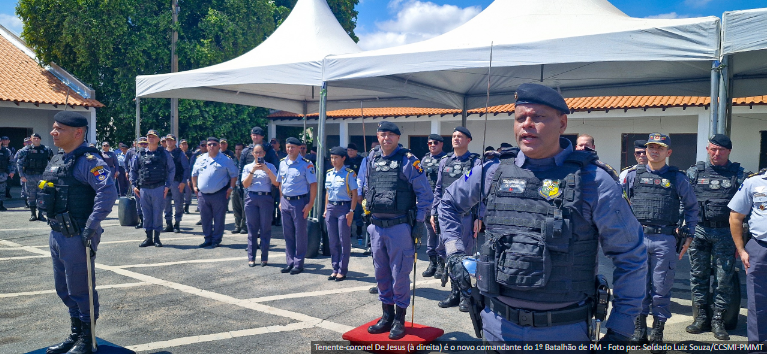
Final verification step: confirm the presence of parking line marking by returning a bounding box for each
[25,234,249,248]
[0,239,49,256]
[0,255,49,261]
[0,281,150,298]
[246,279,442,303]
[114,253,286,269]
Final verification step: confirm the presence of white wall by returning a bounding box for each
[0,106,57,147]
[728,107,767,173]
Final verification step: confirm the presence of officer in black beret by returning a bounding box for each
[420,133,446,278]
[16,132,53,218]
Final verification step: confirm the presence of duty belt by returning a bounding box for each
[248,191,271,196]
[642,225,676,235]
[486,297,591,327]
[284,194,308,201]
[699,220,729,229]
[328,201,351,206]
[139,182,165,189]
[370,216,409,228]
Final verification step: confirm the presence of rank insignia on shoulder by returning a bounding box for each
[405,152,414,159]
[85,153,95,160]
[539,179,562,200]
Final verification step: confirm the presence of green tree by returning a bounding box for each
[16,0,358,146]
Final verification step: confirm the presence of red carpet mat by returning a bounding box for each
[342,318,444,354]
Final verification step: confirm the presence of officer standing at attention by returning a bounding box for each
[1,136,14,199]
[42,111,117,354]
[242,144,278,266]
[192,137,238,248]
[190,141,208,223]
[115,143,130,196]
[163,135,190,234]
[130,130,175,248]
[180,139,193,213]
[619,140,648,182]
[360,122,432,340]
[231,142,248,234]
[439,83,646,343]
[99,142,119,195]
[220,138,236,214]
[420,134,446,278]
[277,137,317,274]
[0,139,15,211]
[432,127,481,311]
[729,168,767,345]
[17,133,53,220]
[623,133,698,347]
[685,134,748,340]
[16,137,30,207]
[126,138,147,228]
[324,146,358,281]
[345,143,364,239]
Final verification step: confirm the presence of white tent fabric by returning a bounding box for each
[721,8,766,97]
[324,0,721,110]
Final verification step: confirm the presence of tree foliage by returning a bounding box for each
[16,0,358,146]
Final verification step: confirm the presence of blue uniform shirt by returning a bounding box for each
[357,156,368,197]
[325,167,358,202]
[67,143,118,231]
[129,147,176,188]
[241,161,277,193]
[0,146,16,175]
[431,151,481,216]
[277,155,317,197]
[192,152,238,193]
[729,171,767,242]
[438,138,647,337]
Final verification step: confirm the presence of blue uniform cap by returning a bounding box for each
[165,134,177,141]
[377,121,401,135]
[206,137,219,143]
[709,134,732,150]
[646,133,671,148]
[428,134,443,142]
[515,83,570,114]
[53,111,88,127]
[286,137,302,145]
[146,129,160,137]
[138,137,148,143]
[453,126,472,139]
[330,146,347,157]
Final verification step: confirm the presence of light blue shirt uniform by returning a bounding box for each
[729,171,767,242]
[277,155,317,197]
[325,167,358,202]
[241,162,277,193]
[192,152,238,194]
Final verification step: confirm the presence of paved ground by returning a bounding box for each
[0,186,750,353]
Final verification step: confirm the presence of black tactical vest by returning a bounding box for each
[440,152,479,196]
[23,145,50,174]
[630,165,680,226]
[480,150,598,303]
[170,148,185,182]
[0,147,9,171]
[38,146,99,226]
[691,161,743,223]
[346,155,363,175]
[365,148,416,214]
[421,153,443,191]
[137,147,168,187]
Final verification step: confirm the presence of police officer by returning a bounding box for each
[16,137,31,206]
[0,138,15,211]
[115,143,130,196]
[130,130,175,248]
[220,138,236,214]
[345,143,364,239]
[439,83,646,343]
[192,137,238,248]
[17,133,53,220]
[685,134,748,340]
[271,138,287,160]
[125,138,147,228]
[232,142,248,234]
[163,135,190,234]
[729,168,767,345]
[432,127,481,311]
[99,142,119,195]
[242,144,278,266]
[42,111,117,354]
[180,139,193,213]
[623,133,698,347]
[1,136,14,199]
[620,140,648,182]
[277,137,317,274]
[360,122,432,340]
[324,146,358,281]
[190,140,208,223]
[575,134,596,151]
[420,134,446,278]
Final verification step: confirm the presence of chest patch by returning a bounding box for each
[538,179,562,200]
[499,178,526,193]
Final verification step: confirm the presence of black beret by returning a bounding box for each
[453,126,472,139]
[54,111,88,127]
[346,143,358,150]
[633,140,647,149]
[251,127,265,136]
[199,140,207,146]
[377,121,401,135]
[427,134,443,142]
[23,137,30,142]
[485,146,495,151]
[286,137,302,145]
[31,133,42,138]
[500,142,513,148]
[515,83,569,114]
[330,146,347,157]
[709,134,732,150]
[206,137,219,143]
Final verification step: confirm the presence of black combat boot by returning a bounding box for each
[30,207,38,221]
[184,203,190,214]
[711,308,730,340]
[685,304,711,334]
[163,220,174,232]
[0,201,5,211]
[368,303,395,334]
[135,216,143,229]
[369,286,378,294]
[66,321,94,354]
[458,293,470,312]
[389,306,407,340]
[422,255,438,277]
[438,282,460,308]
[139,230,153,247]
[46,317,81,354]
[433,258,445,279]
[630,314,648,344]
[25,200,29,208]
[153,230,163,247]
[648,317,665,354]
[38,208,47,222]
[173,221,181,233]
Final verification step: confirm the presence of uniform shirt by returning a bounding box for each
[431,151,481,216]
[123,148,136,171]
[116,151,127,170]
[618,165,636,182]
[277,154,317,197]
[438,138,647,336]
[622,164,699,235]
[99,150,118,172]
[64,143,118,231]
[169,148,191,182]
[345,155,364,175]
[16,144,53,177]
[357,145,433,222]
[192,152,238,194]
[0,146,16,175]
[240,143,280,185]
[325,167,358,202]
[241,161,277,193]
[129,147,176,189]
[728,171,767,241]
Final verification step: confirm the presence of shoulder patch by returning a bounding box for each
[90,165,109,181]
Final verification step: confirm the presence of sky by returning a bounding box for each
[0,0,764,50]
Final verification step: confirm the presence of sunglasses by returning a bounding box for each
[207,143,219,146]
[634,151,646,156]
[427,141,441,146]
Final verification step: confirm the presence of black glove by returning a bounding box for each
[445,254,472,293]
[411,222,427,244]
[81,228,96,250]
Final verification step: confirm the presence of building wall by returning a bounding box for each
[0,106,57,147]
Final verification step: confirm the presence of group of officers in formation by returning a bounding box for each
[2,83,765,354]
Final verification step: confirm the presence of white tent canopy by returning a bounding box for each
[721,8,767,97]
[324,0,721,110]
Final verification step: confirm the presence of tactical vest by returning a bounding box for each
[170,148,185,182]
[137,148,168,187]
[38,146,99,227]
[630,165,680,226]
[0,148,9,171]
[23,145,50,174]
[479,150,598,303]
[421,153,443,191]
[346,155,363,175]
[692,161,743,223]
[440,152,479,196]
[365,149,416,214]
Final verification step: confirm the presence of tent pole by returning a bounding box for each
[709,60,720,138]
[314,82,328,220]
[717,55,729,134]
[136,98,141,139]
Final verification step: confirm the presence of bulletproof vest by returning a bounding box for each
[365,148,416,214]
[346,155,363,175]
[421,153,443,190]
[440,152,479,196]
[0,147,9,171]
[170,148,185,182]
[692,161,743,223]
[39,146,99,227]
[630,165,680,226]
[481,150,598,303]
[137,147,168,187]
[23,145,50,174]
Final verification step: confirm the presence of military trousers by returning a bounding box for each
[50,230,101,323]
[198,188,228,244]
[326,203,352,275]
[0,172,8,202]
[116,166,129,196]
[481,305,590,343]
[281,195,309,268]
[641,233,677,321]
[140,186,166,232]
[745,238,767,343]
[424,213,439,258]
[164,181,185,223]
[689,225,736,309]
[232,187,246,231]
[245,193,273,262]
[184,180,192,205]
[24,174,42,206]
[369,219,414,308]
